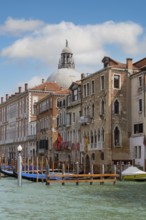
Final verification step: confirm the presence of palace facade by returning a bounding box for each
[0,42,146,170]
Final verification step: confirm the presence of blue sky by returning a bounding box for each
[0,0,146,98]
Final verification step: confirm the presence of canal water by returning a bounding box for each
[0,177,146,220]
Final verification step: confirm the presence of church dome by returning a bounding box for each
[46,68,81,88]
[62,46,72,54]
[46,40,80,88]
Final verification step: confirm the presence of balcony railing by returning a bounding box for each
[27,135,37,141]
[79,116,92,125]
[88,142,104,150]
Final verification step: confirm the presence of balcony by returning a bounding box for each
[79,116,92,125]
[61,141,71,150]
[66,122,71,127]
[38,148,46,155]
[88,142,104,150]
[27,135,37,141]
[80,144,84,152]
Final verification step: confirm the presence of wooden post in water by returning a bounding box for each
[27,158,29,173]
[113,165,117,184]
[46,163,50,185]
[0,157,1,177]
[62,162,65,185]
[100,164,104,185]
[119,161,122,181]
[83,154,86,174]
[41,156,44,183]
[76,162,79,185]
[52,160,54,172]
[90,161,93,185]
[36,156,38,183]
[32,157,34,174]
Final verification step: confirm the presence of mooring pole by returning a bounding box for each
[17,145,22,187]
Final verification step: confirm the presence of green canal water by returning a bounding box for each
[0,177,146,220]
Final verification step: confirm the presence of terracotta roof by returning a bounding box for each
[102,56,146,70]
[31,82,62,91]
[69,80,81,89]
[133,57,146,69]
[102,56,127,68]
[53,88,71,95]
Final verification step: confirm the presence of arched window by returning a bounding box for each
[100,151,104,160]
[90,130,93,148]
[84,106,86,116]
[94,130,97,148]
[114,126,120,146]
[114,100,119,114]
[87,106,90,116]
[91,153,95,160]
[98,128,100,141]
[100,99,104,115]
[101,128,104,142]
[92,104,94,117]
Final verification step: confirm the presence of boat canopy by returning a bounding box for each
[122,166,146,175]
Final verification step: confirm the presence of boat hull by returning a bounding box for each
[0,168,16,178]
[13,171,71,182]
[122,173,146,181]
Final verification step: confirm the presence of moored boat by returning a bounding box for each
[122,166,146,181]
[0,166,16,178]
[13,170,73,182]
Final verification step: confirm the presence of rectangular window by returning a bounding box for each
[72,89,78,101]
[134,146,137,158]
[139,99,142,112]
[101,75,105,90]
[114,74,120,89]
[84,107,86,116]
[32,96,38,114]
[78,87,81,100]
[63,100,65,107]
[138,76,142,88]
[134,123,143,134]
[73,112,75,123]
[91,80,95,94]
[87,83,90,96]
[66,113,71,126]
[138,146,141,159]
[84,84,86,97]
[92,104,94,117]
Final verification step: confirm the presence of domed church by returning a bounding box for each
[46,40,81,88]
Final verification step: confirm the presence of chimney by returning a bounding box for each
[81,73,85,79]
[18,86,22,94]
[126,58,133,70]
[42,78,45,83]
[6,94,9,100]
[25,83,28,91]
[1,97,3,103]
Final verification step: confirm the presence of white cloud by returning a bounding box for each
[28,76,44,88]
[18,76,44,90]
[0,17,44,35]
[0,19,145,72]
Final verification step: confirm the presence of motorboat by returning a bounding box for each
[122,166,146,181]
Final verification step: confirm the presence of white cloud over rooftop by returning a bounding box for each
[0,18,145,73]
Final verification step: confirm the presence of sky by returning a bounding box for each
[0,0,146,98]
